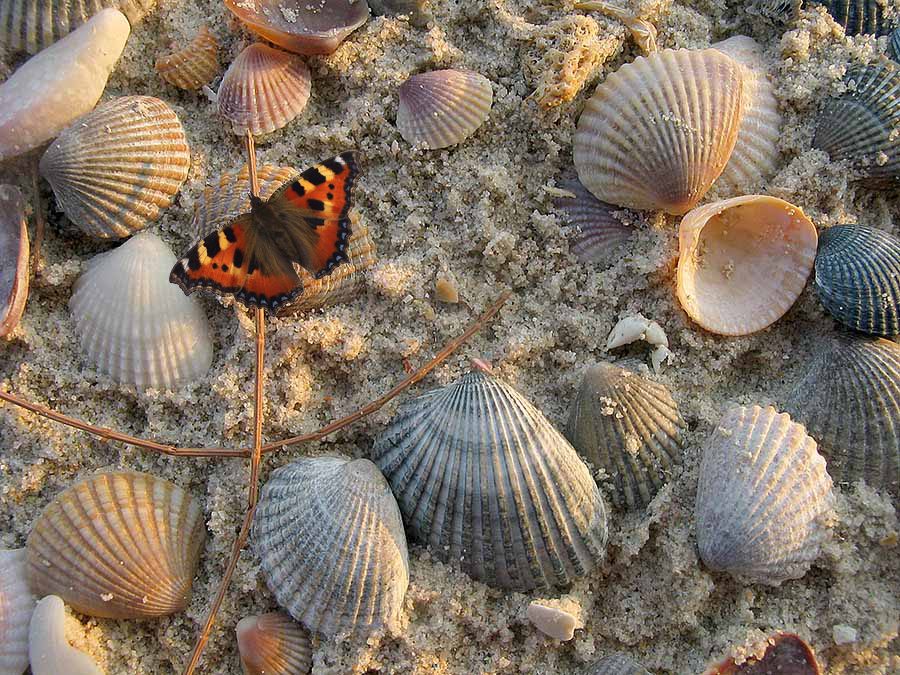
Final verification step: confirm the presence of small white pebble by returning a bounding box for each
[832,624,857,645]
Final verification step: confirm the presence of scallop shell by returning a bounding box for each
[813,224,900,336]
[0,185,29,338]
[371,367,609,591]
[217,43,311,137]
[808,0,893,36]
[26,471,206,619]
[253,457,409,637]
[39,95,190,239]
[784,331,900,500]
[155,26,219,91]
[704,633,820,674]
[566,362,686,510]
[397,70,493,149]
[28,596,101,675]
[237,612,312,675]
[0,549,35,675]
[554,178,634,265]
[695,405,835,585]
[69,232,213,389]
[574,48,745,215]
[675,195,818,336]
[584,653,652,675]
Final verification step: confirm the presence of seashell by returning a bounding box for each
[584,652,652,675]
[28,596,101,675]
[368,0,431,26]
[784,331,900,500]
[695,405,835,586]
[812,62,900,189]
[675,195,818,336]
[807,0,893,36]
[40,95,191,239]
[0,186,29,338]
[813,224,900,336]
[526,600,579,641]
[0,549,35,675]
[574,48,745,215]
[253,456,409,637]
[69,232,213,389]
[155,26,219,91]
[217,43,311,137]
[223,0,368,55]
[566,362,686,510]
[704,632,820,674]
[553,178,634,265]
[26,471,206,619]
[397,70,493,149]
[889,26,900,62]
[372,366,609,591]
[237,612,312,675]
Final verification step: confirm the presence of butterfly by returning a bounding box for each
[170,151,362,315]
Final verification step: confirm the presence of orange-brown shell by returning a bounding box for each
[155,26,219,91]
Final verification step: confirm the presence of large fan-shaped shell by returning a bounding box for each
[584,653,652,675]
[155,26,219,91]
[372,367,609,591]
[695,405,835,585]
[676,195,818,336]
[29,596,101,675]
[69,232,213,389]
[574,48,745,215]
[253,457,409,637]
[26,471,206,619]
[0,185,29,338]
[0,549,34,675]
[40,95,190,239]
[554,178,634,265]
[237,612,312,675]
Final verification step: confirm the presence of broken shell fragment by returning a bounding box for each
[606,314,672,371]
[0,549,35,675]
[704,632,820,674]
[28,596,101,675]
[526,600,579,641]
[0,186,29,338]
[237,612,312,675]
[155,26,219,91]
[584,653,652,675]
[554,178,634,266]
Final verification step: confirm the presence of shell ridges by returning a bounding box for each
[0,548,34,675]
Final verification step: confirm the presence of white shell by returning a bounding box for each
[526,601,577,641]
[0,549,34,675]
[69,232,213,389]
[237,612,312,675]
[28,596,101,675]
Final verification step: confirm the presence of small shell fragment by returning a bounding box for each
[584,652,652,675]
[0,185,29,338]
[434,276,459,303]
[155,26,219,91]
[526,601,578,641]
[237,612,312,675]
[0,549,35,675]
[704,632,820,674]
[28,596,101,675]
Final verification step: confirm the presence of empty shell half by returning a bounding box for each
[584,653,652,675]
[26,471,206,619]
[704,632,820,674]
[554,178,634,266]
[155,26,219,91]
[29,595,101,675]
[237,612,312,675]
[0,185,29,338]
[0,549,34,675]
[675,195,818,336]
[69,232,213,389]
[695,405,835,585]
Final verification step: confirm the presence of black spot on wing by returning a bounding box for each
[203,231,221,258]
[304,218,326,229]
[247,254,259,275]
[233,248,244,269]
[322,157,345,175]
[289,180,307,196]
[306,198,325,212]
[300,166,328,186]
[187,248,202,271]
[223,226,237,243]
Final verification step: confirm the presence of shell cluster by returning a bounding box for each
[0,185,29,338]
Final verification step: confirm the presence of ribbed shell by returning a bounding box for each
[814,224,900,336]
[704,633,820,674]
[676,195,818,336]
[784,332,900,500]
[890,26,900,63]
[26,471,206,619]
[574,48,745,215]
[218,43,311,136]
[808,0,893,36]
[554,178,634,265]
[28,596,101,675]
[237,612,312,675]
[566,362,686,510]
[253,457,410,637]
[155,26,219,91]
[0,185,29,338]
[69,232,213,389]
[397,70,493,149]
[695,405,835,585]
[39,95,190,239]
[0,549,34,675]
[372,369,609,591]
[584,653,652,675]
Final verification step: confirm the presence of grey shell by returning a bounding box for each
[554,178,634,266]
[583,652,652,675]
[807,0,894,36]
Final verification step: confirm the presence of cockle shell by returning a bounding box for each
[396,70,493,149]
[553,178,634,265]
[155,26,219,91]
[808,0,893,36]
[675,195,818,336]
[704,633,820,674]
[0,549,34,675]
[0,186,29,338]
[695,405,835,586]
[253,457,409,637]
[574,48,745,215]
[372,367,609,591]
[237,612,312,675]
[40,95,191,239]
[217,43,311,137]
[584,653,652,675]
[28,596,101,675]
[26,471,206,619]
[69,232,213,389]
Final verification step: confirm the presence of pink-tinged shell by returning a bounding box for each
[237,612,312,675]
[155,26,219,91]
[704,633,820,674]
[0,549,34,675]
[218,43,311,136]
[224,0,368,55]
[0,186,29,338]
[554,178,633,265]
[675,195,817,336]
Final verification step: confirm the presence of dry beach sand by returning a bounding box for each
[0,0,899,672]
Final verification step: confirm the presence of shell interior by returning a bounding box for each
[0,185,29,338]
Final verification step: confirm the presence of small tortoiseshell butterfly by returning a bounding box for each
[170,151,362,315]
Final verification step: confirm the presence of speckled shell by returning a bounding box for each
[155,26,219,91]
[704,633,820,674]
[372,368,609,591]
[554,178,634,265]
[566,362,686,510]
[26,471,206,619]
[397,70,493,149]
[808,0,893,36]
[0,549,34,675]
[695,405,835,585]
[39,96,190,239]
[814,224,900,336]
[574,48,745,215]
[237,612,312,675]
[584,653,652,675]
[253,457,409,637]
[676,195,818,336]
[69,232,213,389]
[0,185,29,338]
[29,595,101,675]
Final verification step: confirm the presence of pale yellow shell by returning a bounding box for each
[155,26,219,91]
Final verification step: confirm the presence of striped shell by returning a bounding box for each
[676,195,818,336]
[372,367,609,591]
[28,596,101,675]
[397,70,493,149]
[69,232,213,389]
[155,26,219,91]
[889,26,900,63]
[0,549,34,675]
[40,95,190,239]
[0,185,29,338]
[814,224,900,336]
[584,653,652,675]
[554,178,634,265]
[695,405,835,585]
[253,457,409,637]
[237,612,312,675]
[566,362,686,510]
[808,0,893,36]
[704,633,820,674]
[574,48,745,215]
[26,471,206,619]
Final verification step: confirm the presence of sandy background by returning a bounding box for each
[1,0,899,672]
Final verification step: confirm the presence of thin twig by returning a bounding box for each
[30,158,45,279]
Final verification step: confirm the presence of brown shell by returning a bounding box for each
[155,26,219,91]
